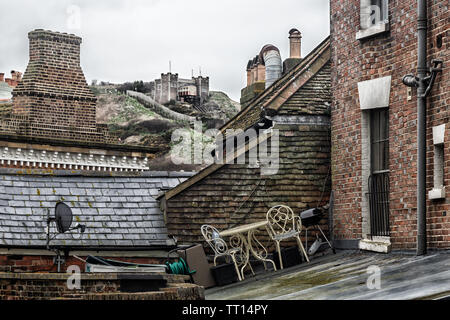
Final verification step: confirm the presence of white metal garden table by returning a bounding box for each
[219,220,277,280]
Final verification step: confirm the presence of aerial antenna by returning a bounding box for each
[169,60,172,73]
[199,66,202,77]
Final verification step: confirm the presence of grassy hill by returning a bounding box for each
[93,86,240,171]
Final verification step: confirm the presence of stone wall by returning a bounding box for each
[127,91,195,124]
[330,0,449,249]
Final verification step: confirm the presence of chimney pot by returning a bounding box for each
[288,28,302,59]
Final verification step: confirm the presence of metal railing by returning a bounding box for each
[368,172,390,237]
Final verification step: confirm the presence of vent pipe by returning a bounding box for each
[260,45,282,89]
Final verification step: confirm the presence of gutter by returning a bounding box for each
[0,245,177,252]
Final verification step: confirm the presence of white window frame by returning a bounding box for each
[429,124,446,200]
[356,0,389,40]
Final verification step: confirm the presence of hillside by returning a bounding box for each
[208,91,241,119]
[93,86,240,171]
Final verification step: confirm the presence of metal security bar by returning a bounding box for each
[368,172,390,237]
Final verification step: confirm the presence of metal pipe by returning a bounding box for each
[416,0,427,255]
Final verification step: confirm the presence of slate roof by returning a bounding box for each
[0,169,194,249]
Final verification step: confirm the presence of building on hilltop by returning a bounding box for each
[0,71,21,104]
[150,72,209,106]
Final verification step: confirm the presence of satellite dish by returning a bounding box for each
[55,202,73,233]
[46,202,86,273]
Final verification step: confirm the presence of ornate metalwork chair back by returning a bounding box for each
[201,224,229,256]
[266,205,298,237]
[265,205,310,267]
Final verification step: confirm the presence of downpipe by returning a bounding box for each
[416,0,428,256]
[402,0,443,255]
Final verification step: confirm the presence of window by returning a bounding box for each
[357,0,389,40]
[368,107,390,237]
[429,124,446,200]
[370,108,389,174]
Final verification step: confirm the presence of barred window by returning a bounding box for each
[370,108,389,174]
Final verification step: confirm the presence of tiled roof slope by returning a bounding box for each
[278,62,331,116]
[0,169,194,249]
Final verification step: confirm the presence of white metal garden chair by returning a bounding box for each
[266,205,310,269]
[201,224,248,281]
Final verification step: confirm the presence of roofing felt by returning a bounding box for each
[206,251,450,300]
[0,169,195,249]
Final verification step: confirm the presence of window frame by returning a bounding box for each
[356,0,390,40]
[370,107,389,175]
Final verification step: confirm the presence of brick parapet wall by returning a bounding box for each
[0,254,166,273]
[330,0,449,249]
[0,271,203,300]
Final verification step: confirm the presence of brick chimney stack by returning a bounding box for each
[0,73,4,82]
[289,28,302,59]
[12,29,97,132]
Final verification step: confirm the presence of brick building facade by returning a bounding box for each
[330,0,449,250]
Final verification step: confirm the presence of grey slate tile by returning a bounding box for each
[0,171,187,248]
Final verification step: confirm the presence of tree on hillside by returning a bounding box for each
[118,80,148,94]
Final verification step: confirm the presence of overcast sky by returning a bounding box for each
[0,0,330,101]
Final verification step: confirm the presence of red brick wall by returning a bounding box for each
[0,269,201,300]
[330,0,449,249]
